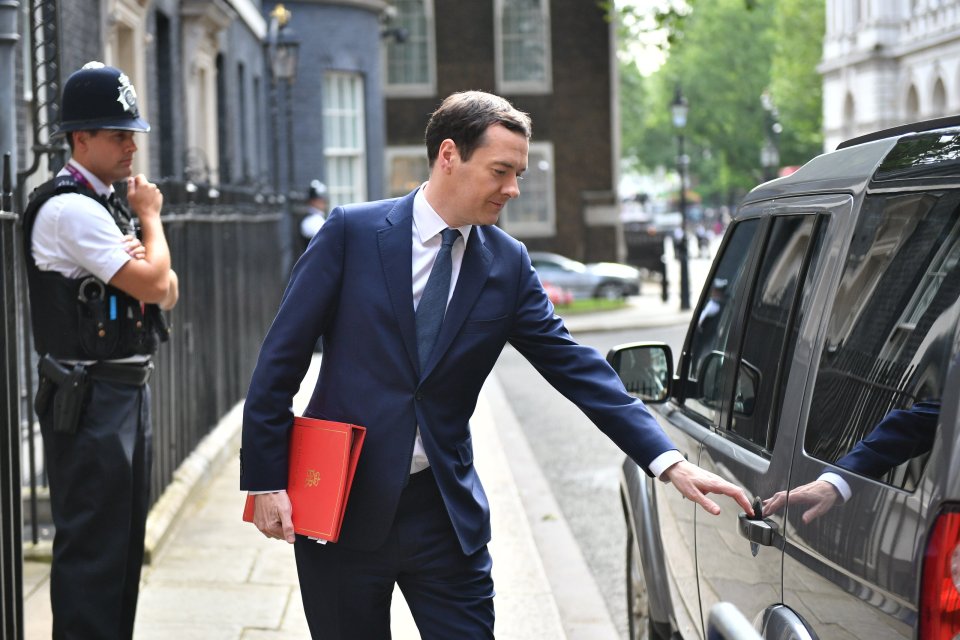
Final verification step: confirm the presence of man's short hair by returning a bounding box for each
[424,91,532,168]
[66,130,98,153]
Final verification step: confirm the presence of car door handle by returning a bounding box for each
[737,513,781,548]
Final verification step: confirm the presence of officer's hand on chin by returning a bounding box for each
[127,174,163,220]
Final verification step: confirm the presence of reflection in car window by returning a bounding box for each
[731,216,823,452]
[805,191,960,490]
[873,131,960,182]
[685,219,760,423]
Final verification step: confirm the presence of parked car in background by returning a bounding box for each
[529,251,641,300]
[608,116,960,640]
[541,280,574,307]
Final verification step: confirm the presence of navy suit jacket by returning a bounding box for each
[241,189,675,555]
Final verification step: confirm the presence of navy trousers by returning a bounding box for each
[39,378,152,640]
[294,468,496,639]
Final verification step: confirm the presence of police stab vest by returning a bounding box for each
[22,174,170,360]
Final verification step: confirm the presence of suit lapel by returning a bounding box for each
[421,225,493,377]
[378,194,419,373]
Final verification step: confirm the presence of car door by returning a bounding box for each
[777,187,960,639]
[687,197,838,636]
[652,215,767,637]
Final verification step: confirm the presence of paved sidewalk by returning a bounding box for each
[23,251,709,639]
[23,357,601,639]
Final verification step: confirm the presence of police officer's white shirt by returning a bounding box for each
[300,206,326,240]
[32,159,130,283]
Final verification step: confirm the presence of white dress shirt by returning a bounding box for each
[409,185,472,473]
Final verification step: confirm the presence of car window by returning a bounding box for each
[685,218,761,423]
[805,190,960,490]
[730,215,824,452]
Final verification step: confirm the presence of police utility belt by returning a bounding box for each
[35,356,153,436]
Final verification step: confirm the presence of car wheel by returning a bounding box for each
[626,529,656,640]
[596,282,624,300]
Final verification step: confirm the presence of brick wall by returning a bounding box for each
[386,0,619,262]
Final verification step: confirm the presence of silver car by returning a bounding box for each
[609,117,960,639]
[529,251,641,300]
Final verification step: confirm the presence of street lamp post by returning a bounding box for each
[266,3,300,277]
[671,86,691,311]
[760,139,779,182]
[760,90,781,182]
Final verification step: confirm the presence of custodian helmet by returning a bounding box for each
[54,61,150,137]
[308,180,328,200]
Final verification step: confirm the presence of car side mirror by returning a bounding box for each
[606,342,673,404]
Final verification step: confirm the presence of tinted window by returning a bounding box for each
[874,131,960,182]
[805,191,960,490]
[686,219,761,423]
[731,216,822,451]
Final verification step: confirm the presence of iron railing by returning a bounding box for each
[1,153,23,640]
[145,189,283,499]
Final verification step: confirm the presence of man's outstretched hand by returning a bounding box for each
[661,460,754,516]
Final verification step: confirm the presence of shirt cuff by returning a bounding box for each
[650,450,685,480]
[818,472,851,502]
[248,490,283,495]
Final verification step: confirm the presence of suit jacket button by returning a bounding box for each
[415,392,423,401]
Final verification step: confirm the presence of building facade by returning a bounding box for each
[821,0,960,151]
[382,0,622,262]
[16,0,390,206]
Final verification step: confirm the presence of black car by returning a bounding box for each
[609,117,960,639]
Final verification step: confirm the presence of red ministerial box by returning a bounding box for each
[243,416,365,543]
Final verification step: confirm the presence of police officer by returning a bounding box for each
[22,61,178,639]
[299,179,328,252]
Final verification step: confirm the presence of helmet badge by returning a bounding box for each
[116,73,139,115]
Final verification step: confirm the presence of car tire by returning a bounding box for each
[626,528,657,640]
[595,282,624,300]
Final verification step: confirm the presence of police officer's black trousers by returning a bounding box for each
[39,378,152,640]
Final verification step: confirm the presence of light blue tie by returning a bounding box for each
[416,228,460,370]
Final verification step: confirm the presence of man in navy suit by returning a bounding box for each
[241,91,752,639]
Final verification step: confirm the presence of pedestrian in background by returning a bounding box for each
[241,90,751,639]
[22,61,179,640]
[299,179,328,253]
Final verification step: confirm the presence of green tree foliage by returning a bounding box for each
[769,0,825,165]
[616,0,824,206]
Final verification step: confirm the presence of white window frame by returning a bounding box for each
[324,71,367,207]
[385,145,430,198]
[105,0,153,178]
[494,0,552,95]
[383,0,437,98]
[500,141,555,237]
[180,0,232,185]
